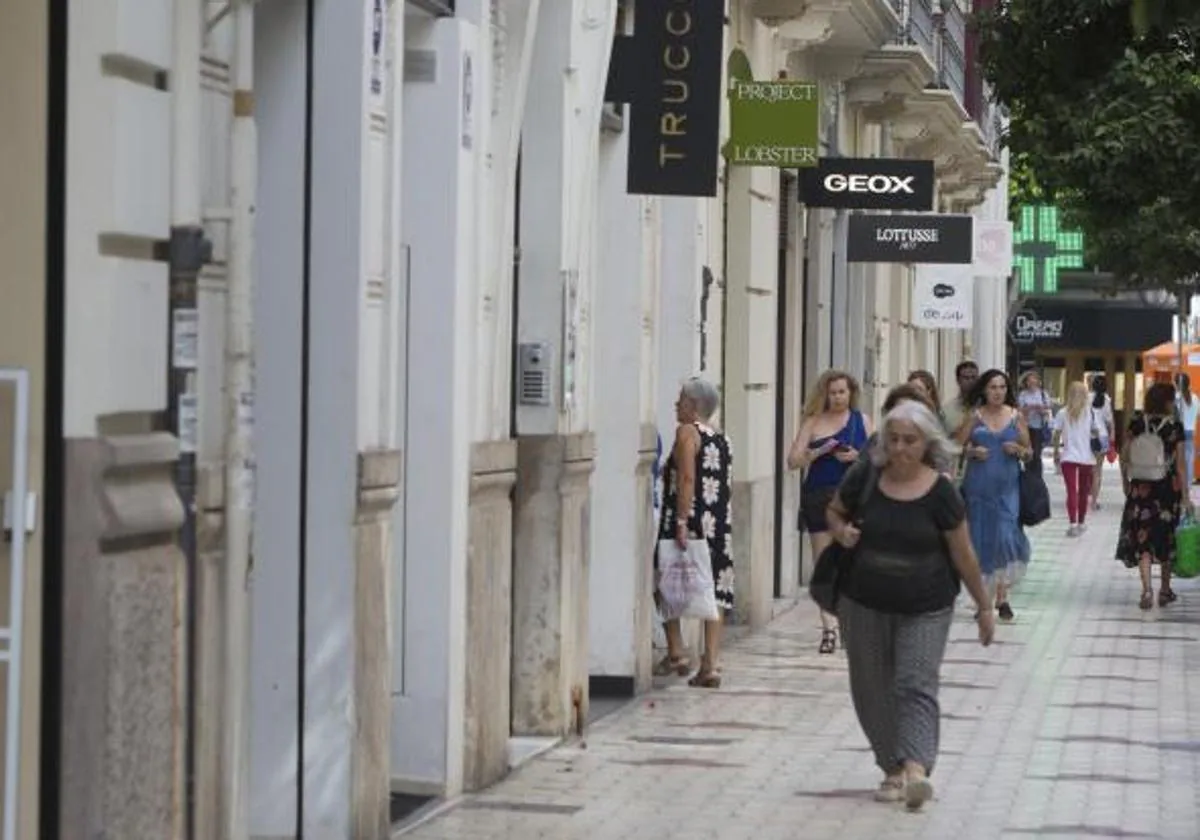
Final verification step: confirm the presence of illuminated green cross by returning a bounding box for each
[1013,205,1085,293]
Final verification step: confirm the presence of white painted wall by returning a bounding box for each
[394,15,476,795]
[249,1,307,834]
[63,0,172,434]
[588,126,645,677]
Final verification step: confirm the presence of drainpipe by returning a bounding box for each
[223,1,257,838]
[168,0,210,837]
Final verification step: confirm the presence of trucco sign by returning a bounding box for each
[799,157,935,210]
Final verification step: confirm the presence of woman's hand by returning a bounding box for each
[833,447,858,463]
[970,445,989,461]
[1001,441,1022,458]
[835,522,861,549]
[674,520,688,549]
[976,608,996,647]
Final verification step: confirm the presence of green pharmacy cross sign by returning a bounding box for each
[1013,205,1084,294]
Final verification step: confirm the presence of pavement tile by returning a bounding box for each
[396,469,1200,840]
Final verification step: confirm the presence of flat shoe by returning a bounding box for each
[905,776,933,811]
[875,777,904,803]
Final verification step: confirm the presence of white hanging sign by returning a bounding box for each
[913,265,973,330]
[972,220,1013,276]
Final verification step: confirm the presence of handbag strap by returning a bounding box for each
[850,463,877,523]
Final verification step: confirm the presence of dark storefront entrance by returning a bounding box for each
[1008,296,1174,435]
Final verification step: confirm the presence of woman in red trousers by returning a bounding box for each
[1052,381,1095,537]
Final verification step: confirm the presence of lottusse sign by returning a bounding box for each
[798,157,934,210]
[847,213,973,264]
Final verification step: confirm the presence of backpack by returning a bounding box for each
[1127,416,1169,482]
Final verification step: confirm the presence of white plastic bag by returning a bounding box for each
[657,539,719,621]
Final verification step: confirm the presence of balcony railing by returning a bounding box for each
[889,1,967,105]
[892,0,937,58]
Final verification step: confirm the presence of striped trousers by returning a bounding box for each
[838,596,953,775]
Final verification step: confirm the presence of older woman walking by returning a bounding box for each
[653,376,734,688]
[827,401,994,811]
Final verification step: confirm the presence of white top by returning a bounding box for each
[1178,396,1199,435]
[1089,395,1114,440]
[1054,408,1097,465]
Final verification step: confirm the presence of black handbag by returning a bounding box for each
[1018,461,1051,527]
[809,463,877,613]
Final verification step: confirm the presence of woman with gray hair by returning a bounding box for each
[653,376,733,688]
[826,400,993,810]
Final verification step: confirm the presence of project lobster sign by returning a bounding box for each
[798,158,935,210]
[847,213,974,264]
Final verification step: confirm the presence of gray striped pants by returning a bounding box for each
[838,596,953,775]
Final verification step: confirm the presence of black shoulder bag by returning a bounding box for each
[808,463,877,614]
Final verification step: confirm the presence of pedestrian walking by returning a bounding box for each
[1018,370,1052,476]
[1089,374,1116,511]
[956,369,1032,622]
[653,376,733,687]
[787,370,873,654]
[941,360,979,435]
[1117,381,1192,610]
[906,369,949,431]
[1052,381,1095,536]
[827,400,994,811]
[1176,373,1197,489]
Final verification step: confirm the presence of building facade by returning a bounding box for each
[0,0,1009,838]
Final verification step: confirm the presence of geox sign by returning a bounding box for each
[798,158,935,210]
[847,213,974,264]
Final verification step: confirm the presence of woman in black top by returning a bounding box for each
[827,400,993,811]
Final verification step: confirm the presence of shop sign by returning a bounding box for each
[1008,308,1064,345]
[972,220,1014,275]
[798,158,933,210]
[723,72,820,169]
[847,213,974,264]
[604,0,724,196]
[913,266,973,329]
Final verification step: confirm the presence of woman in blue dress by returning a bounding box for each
[956,369,1034,622]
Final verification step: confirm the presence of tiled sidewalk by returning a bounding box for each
[398,470,1200,840]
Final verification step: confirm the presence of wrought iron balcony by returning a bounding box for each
[890,0,966,105]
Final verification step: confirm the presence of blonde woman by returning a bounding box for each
[787,370,873,653]
[1052,382,1095,536]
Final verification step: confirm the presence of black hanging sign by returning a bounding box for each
[798,158,935,210]
[605,0,724,197]
[847,213,974,264]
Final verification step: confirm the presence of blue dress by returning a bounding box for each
[961,413,1031,586]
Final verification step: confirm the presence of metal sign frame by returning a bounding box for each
[0,368,29,840]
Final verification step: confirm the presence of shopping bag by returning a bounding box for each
[1175,515,1200,579]
[657,539,719,621]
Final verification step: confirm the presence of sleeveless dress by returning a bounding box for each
[1116,412,1184,568]
[961,412,1031,586]
[657,422,735,611]
[799,410,869,533]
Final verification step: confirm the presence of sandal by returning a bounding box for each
[653,655,689,677]
[819,628,838,655]
[874,775,904,803]
[1139,590,1154,611]
[687,669,721,689]
[1159,588,1177,607]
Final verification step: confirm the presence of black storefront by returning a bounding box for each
[1007,295,1174,429]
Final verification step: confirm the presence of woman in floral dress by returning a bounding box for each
[1117,381,1192,609]
[654,376,733,688]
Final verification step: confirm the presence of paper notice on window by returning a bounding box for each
[178,393,198,454]
[172,309,199,370]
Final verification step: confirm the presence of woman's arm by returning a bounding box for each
[1174,437,1192,509]
[945,522,990,611]
[672,424,701,543]
[1015,413,1032,456]
[786,418,814,470]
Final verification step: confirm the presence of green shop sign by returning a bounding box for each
[723,49,819,168]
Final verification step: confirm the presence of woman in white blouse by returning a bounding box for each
[1053,382,1097,537]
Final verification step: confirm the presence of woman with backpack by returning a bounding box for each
[1088,374,1116,511]
[1117,381,1193,610]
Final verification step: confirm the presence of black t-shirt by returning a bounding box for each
[836,461,965,614]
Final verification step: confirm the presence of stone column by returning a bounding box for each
[631,424,658,694]
[463,440,517,790]
[352,450,403,839]
[59,432,186,840]
[511,433,594,736]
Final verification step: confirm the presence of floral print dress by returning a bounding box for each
[1117,412,1184,568]
[657,422,735,611]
